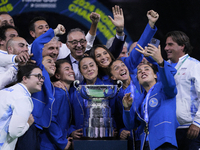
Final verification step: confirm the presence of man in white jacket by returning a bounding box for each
[165,31,200,150]
[0,36,30,89]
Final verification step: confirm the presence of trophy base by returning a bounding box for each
[80,137,116,140]
[74,139,128,150]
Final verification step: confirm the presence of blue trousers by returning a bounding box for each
[176,128,200,150]
[15,124,41,150]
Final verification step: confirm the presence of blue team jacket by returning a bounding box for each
[123,61,179,150]
[121,23,157,74]
[31,28,55,128]
[40,87,72,150]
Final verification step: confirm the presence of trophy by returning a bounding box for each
[73,80,123,138]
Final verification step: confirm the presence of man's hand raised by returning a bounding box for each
[54,24,66,36]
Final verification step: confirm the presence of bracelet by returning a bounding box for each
[116,30,124,34]
[158,60,164,67]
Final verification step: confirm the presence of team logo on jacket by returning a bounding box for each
[149,98,158,107]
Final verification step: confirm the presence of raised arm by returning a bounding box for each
[108,5,126,58]
[85,12,100,51]
[121,10,159,70]
[136,44,177,98]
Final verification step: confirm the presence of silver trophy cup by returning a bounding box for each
[73,80,122,138]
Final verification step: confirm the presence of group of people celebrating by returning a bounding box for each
[0,4,200,150]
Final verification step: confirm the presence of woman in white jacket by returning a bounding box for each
[0,64,44,150]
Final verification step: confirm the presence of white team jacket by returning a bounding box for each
[0,83,33,150]
[0,50,18,90]
[168,54,200,128]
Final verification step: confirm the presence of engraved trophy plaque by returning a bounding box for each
[73,80,122,138]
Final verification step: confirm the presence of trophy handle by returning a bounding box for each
[117,80,123,91]
[73,80,80,90]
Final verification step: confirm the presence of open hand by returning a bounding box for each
[108,5,124,35]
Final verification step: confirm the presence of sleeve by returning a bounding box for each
[123,107,137,130]
[109,34,127,59]
[121,23,157,71]
[8,97,31,139]
[31,28,55,67]
[0,54,16,67]
[85,32,96,52]
[157,60,177,98]
[190,63,200,127]
[0,66,17,90]
[47,91,68,149]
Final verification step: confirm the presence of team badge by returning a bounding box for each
[149,98,158,107]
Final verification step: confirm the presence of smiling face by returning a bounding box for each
[164,36,185,63]
[94,47,112,68]
[42,56,56,77]
[55,62,75,83]
[66,31,87,61]
[7,37,28,55]
[80,57,98,84]
[30,20,49,39]
[24,68,44,94]
[110,60,130,82]
[137,64,157,87]
[42,38,59,62]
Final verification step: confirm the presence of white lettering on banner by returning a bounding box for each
[22,0,57,2]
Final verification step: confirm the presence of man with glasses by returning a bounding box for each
[28,12,100,60]
[65,28,87,82]
[65,5,126,82]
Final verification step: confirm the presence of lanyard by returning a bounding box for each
[130,80,135,100]
[143,85,154,123]
[176,55,189,71]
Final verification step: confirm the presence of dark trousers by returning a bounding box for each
[176,128,200,150]
[143,141,177,150]
[15,124,41,150]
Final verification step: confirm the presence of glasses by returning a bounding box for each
[29,73,45,81]
[68,39,86,46]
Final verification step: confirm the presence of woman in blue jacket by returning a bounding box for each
[69,56,116,139]
[40,59,74,150]
[122,44,179,150]
[89,10,158,83]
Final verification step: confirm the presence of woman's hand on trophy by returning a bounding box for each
[122,92,133,110]
[71,128,83,139]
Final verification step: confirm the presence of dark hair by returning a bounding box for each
[165,31,193,54]
[0,25,18,41]
[0,12,10,16]
[89,44,115,77]
[108,59,123,79]
[137,62,158,82]
[78,55,97,73]
[17,64,41,83]
[51,59,72,82]
[29,16,47,32]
